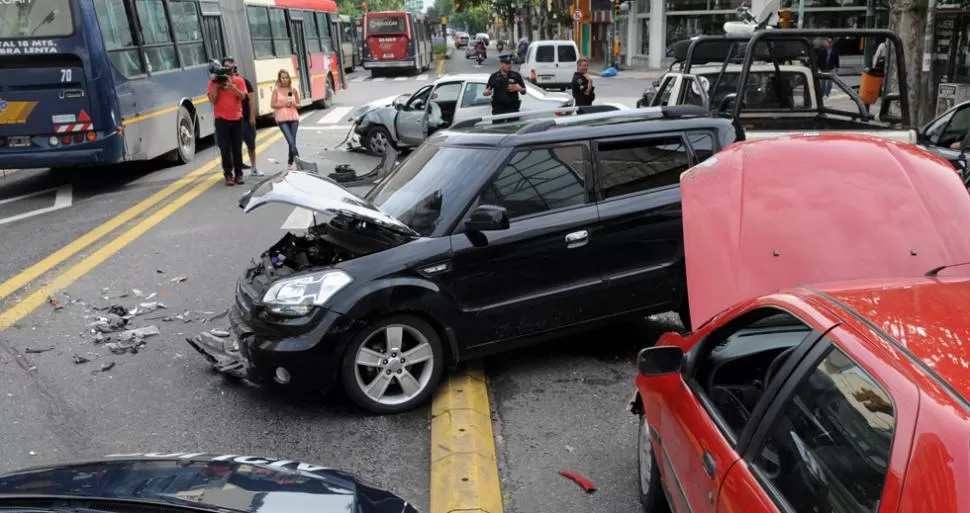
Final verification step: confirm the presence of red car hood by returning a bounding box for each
[681,134,970,329]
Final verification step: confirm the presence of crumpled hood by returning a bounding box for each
[239,171,418,238]
[0,452,418,513]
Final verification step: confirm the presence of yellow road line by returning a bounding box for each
[0,129,277,302]
[430,364,504,513]
[0,130,286,332]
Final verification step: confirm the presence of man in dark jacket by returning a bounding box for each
[571,56,595,110]
[816,37,840,98]
[483,53,526,123]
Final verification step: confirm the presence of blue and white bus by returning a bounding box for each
[0,0,346,170]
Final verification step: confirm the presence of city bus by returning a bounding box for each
[0,0,346,170]
[337,14,361,73]
[360,10,432,76]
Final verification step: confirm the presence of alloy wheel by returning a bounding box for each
[353,324,435,406]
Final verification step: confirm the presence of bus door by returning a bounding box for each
[289,17,312,101]
[330,15,347,89]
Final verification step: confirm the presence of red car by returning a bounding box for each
[629,134,970,513]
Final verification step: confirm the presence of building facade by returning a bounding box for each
[404,0,423,14]
[621,0,889,69]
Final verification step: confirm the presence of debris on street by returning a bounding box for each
[558,470,596,493]
[170,276,188,284]
[210,329,230,338]
[47,297,64,311]
[24,346,54,354]
[99,362,115,372]
[204,309,229,323]
[106,339,147,355]
[72,354,90,364]
[87,314,127,333]
[116,325,160,341]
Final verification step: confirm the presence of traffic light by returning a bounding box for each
[613,0,621,16]
[778,8,793,28]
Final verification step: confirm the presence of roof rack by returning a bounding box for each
[516,105,710,134]
[449,106,581,130]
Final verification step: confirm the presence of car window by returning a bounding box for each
[941,106,970,148]
[656,76,675,106]
[536,45,555,63]
[557,44,577,63]
[682,77,705,107]
[595,136,691,199]
[687,132,714,162]
[753,347,895,513]
[461,82,490,107]
[407,86,432,110]
[479,145,587,219]
[924,110,954,146]
[691,309,815,439]
[431,82,462,103]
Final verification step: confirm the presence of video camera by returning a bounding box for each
[209,59,233,85]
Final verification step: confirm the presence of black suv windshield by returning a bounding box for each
[367,144,499,237]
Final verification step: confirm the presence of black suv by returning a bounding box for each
[188,107,739,413]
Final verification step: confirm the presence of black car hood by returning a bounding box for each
[0,452,417,513]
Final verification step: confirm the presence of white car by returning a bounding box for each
[522,40,580,90]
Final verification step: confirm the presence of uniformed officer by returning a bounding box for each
[572,56,595,109]
[483,52,526,123]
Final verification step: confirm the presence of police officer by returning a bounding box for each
[572,56,595,111]
[483,52,526,123]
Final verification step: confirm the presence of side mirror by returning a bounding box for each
[637,344,685,376]
[395,103,404,110]
[465,204,510,232]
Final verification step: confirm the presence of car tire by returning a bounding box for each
[638,415,671,513]
[364,126,392,156]
[174,105,196,164]
[340,314,445,414]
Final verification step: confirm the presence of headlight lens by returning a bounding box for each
[261,270,353,317]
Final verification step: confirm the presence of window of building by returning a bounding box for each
[635,0,649,14]
[305,11,322,52]
[666,13,732,49]
[170,0,205,67]
[596,136,690,198]
[639,18,649,56]
[535,45,554,63]
[754,347,895,513]
[269,8,292,56]
[135,0,178,72]
[480,145,587,219]
[665,0,708,11]
[248,6,273,58]
[317,12,333,53]
[94,0,145,76]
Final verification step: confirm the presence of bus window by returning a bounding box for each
[93,0,145,76]
[269,8,291,56]
[305,10,322,52]
[0,0,74,38]
[248,6,274,58]
[134,0,178,72]
[316,12,333,53]
[170,0,206,67]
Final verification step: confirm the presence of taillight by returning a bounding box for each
[530,69,536,81]
[61,135,72,145]
[73,132,83,143]
[86,131,97,142]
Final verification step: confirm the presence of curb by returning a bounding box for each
[430,364,503,513]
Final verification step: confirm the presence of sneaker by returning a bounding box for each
[287,163,295,170]
[224,177,235,186]
[250,168,264,177]
[234,174,245,185]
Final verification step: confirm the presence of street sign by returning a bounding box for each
[572,9,583,21]
[440,16,447,24]
[514,14,520,22]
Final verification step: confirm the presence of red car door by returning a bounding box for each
[715,323,918,513]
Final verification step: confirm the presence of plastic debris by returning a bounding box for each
[210,329,230,338]
[156,269,165,274]
[24,346,54,354]
[47,297,64,311]
[565,445,575,453]
[134,302,167,315]
[559,470,596,493]
[145,292,157,300]
[72,354,90,364]
[87,314,127,333]
[204,309,229,323]
[106,339,147,354]
[132,289,144,298]
[100,362,115,372]
[116,325,160,341]
[171,276,188,284]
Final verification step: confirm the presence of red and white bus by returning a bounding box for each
[360,11,432,76]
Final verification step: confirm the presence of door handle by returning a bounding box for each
[702,451,716,478]
[565,230,589,248]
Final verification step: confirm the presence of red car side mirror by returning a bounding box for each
[637,345,685,376]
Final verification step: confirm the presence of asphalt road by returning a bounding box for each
[0,44,882,513]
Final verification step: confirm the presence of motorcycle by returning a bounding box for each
[476,50,484,65]
[497,40,505,52]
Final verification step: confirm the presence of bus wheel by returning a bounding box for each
[175,106,196,164]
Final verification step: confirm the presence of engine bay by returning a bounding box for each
[246,224,357,286]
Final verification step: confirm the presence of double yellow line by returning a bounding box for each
[0,128,284,331]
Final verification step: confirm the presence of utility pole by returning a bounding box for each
[920,0,939,124]
[796,0,805,28]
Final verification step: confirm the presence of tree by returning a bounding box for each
[338,0,405,15]
[888,0,929,124]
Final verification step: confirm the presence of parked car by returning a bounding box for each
[522,39,580,90]
[629,134,970,513]
[348,73,575,156]
[455,32,469,48]
[187,107,739,413]
[0,452,418,513]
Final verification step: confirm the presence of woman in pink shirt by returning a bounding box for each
[271,70,301,169]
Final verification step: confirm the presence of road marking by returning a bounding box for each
[301,125,353,131]
[394,76,408,81]
[417,74,429,80]
[0,185,73,226]
[281,207,314,230]
[317,106,352,125]
[0,129,278,302]
[430,365,503,513]
[0,130,287,332]
[372,77,386,82]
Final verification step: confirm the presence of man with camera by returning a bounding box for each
[208,57,248,186]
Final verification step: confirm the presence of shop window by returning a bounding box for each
[269,8,292,56]
[135,0,178,72]
[248,6,274,58]
[94,0,145,76]
[305,11,322,53]
[170,0,206,67]
[666,13,731,49]
[665,0,708,11]
[639,18,649,56]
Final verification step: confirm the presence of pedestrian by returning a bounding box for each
[234,61,263,177]
[572,56,595,111]
[815,37,840,98]
[208,56,247,186]
[271,70,301,170]
[483,52,526,123]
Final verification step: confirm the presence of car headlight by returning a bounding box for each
[261,270,353,317]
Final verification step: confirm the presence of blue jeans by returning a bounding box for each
[820,78,834,97]
[278,120,300,165]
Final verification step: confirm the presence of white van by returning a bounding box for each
[523,40,579,91]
